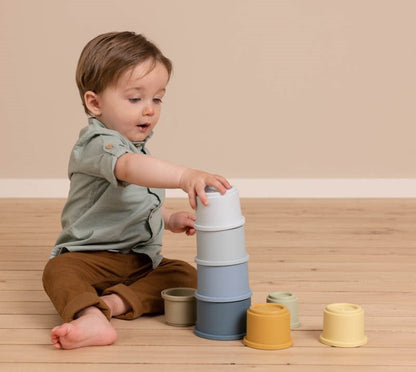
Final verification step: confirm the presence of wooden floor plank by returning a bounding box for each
[0,313,414,334]
[0,344,415,366]
[2,300,415,317]
[1,365,414,372]
[0,328,414,348]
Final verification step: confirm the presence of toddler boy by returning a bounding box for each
[42,31,230,349]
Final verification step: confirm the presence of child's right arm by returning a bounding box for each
[114,153,231,209]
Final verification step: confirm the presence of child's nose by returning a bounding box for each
[143,101,155,116]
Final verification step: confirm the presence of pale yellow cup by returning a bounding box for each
[319,303,368,347]
[243,303,293,350]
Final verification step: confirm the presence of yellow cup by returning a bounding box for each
[243,303,293,350]
[319,303,368,347]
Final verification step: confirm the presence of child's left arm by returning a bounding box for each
[162,207,196,236]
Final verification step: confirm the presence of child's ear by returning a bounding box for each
[84,91,102,116]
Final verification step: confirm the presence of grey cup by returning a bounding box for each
[195,225,248,266]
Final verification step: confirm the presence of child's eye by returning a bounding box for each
[129,98,141,103]
[153,98,163,104]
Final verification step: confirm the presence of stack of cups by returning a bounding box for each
[193,187,252,340]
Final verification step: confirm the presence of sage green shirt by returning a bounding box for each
[51,118,165,268]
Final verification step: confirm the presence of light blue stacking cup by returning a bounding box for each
[194,296,252,340]
[195,260,252,302]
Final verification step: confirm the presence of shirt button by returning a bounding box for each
[105,144,113,149]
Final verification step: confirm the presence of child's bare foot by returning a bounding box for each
[51,306,117,349]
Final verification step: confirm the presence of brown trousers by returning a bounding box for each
[42,251,197,322]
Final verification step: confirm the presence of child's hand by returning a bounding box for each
[179,169,231,209]
[166,211,196,236]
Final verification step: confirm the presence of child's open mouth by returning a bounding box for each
[137,124,150,131]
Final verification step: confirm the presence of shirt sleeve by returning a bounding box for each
[69,132,131,186]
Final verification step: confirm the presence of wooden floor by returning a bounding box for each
[0,198,415,371]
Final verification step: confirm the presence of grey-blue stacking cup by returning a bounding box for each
[194,296,252,340]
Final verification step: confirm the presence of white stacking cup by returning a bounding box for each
[195,186,245,232]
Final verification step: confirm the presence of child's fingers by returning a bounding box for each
[183,213,196,227]
[188,190,197,209]
[209,176,231,195]
[196,185,208,206]
[186,227,196,236]
[186,213,196,222]
[217,175,232,190]
[188,175,230,209]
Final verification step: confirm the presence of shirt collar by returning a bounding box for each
[88,117,153,148]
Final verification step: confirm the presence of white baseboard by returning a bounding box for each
[1,178,416,198]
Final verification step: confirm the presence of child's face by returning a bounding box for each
[92,60,169,142]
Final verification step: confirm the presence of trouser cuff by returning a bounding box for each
[61,292,111,322]
[102,284,144,320]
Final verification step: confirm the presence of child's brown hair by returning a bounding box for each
[76,31,172,115]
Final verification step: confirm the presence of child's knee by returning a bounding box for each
[162,259,197,287]
[43,257,57,282]
[42,256,62,291]
[42,253,78,290]
[182,261,197,281]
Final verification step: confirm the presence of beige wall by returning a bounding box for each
[1,0,415,179]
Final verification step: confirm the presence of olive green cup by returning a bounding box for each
[161,288,196,327]
[266,292,301,329]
